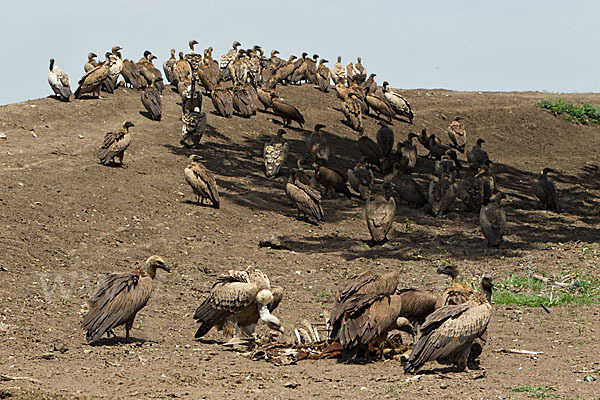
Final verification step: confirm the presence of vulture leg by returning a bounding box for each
[455,346,472,372]
[125,318,134,340]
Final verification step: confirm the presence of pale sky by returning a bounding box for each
[2,0,599,105]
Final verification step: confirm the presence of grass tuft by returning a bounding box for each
[510,385,560,398]
[539,99,600,125]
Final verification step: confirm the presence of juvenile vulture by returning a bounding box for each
[264,129,289,178]
[269,49,287,69]
[365,192,396,245]
[82,255,170,343]
[404,276,494,373]
[232,84,256,118]
[315,163,352,199]
[331,56,346,84]
[48,59,72,101]
[342,92,363,132]
[199,48,220,93]
[272,55,297,86]
[84,52,98,72]
[428,134,451,160]
[348,162,374,200]
[290,52,308,84]
[305,54,319,84]
[475,160,495,204]
[256,86,274,111]
[184,155,220,208]
[376,122,394,157]
[358,130,383,171]
[456,175,484,212]
[180,110,207,148]
[418,129,432,153]
[306,124,330,165]
[361,73,377,94]
[270,93,305,128]
[399,133,418,171]
[428,170,458,217]
[97,121,134,166]
[286,170,324,224]
[480,192,506,247]
[163,49,177,85]
[435,150,461,178]
[316,59,331,92]
[382,81,414,123]
[145,54,165,93]
[101,53,117,93]
[447,117,467,153]
[350,81,369,115]
[437,265,475,306]
[141,77,162,121]
[211,85,234,118]
[121,59,144,90]
[173,51,192,89]
[383,162,427,208]
[366,94,394,122]
[75,54,111,99]
[467,138,489,167]
[532,168,559,211]
[193,268,284,338]
[353,57,367,84]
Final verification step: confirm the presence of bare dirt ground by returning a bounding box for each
[1,83,600,399]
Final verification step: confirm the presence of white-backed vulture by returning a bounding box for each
[428,134,451,160]
[193,268,283,338]
[184,155,219,208]
[331,56,346,84]
[75,54,111,99]
[163,49,177,85]
[264,129,289,178]
[290,52,308,84]
[366,94,394,122]
[96,121,134,166]
[145,54,165,93]
[180,111,207,148]
[467,138,489,167]
[269,49,286,69]
[532,168,559,211]
[273,55,298,85]
[435,150,460,178]
[182,79,202,114]
[404,277,494,373]
[211,85,234,118]
[305,54,319,84]
[365,192,396,244]
[82,255,170,343]
[173,51,192,89]
[382,81,414,123]
[141,77,162,121]
[108,46,124,88]
[286,170,324,224]
[447,117,467,153]
[307,124,329,165]
[48,59,72,101]
[480,192,506,247]
[456,175,485,212]
[437,265,475,306]
[220,40,242,69]
[316,59,331,92]
[475,160,495,204]
[353,57,367,84]
[348,162,374,200]
[270,93,304,128]
[121,59,145,90]
[376,122,394,157]
[429,170,458,217]
[399,133,418,171]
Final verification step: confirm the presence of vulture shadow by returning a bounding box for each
[182,199,219,208]
[138,110,159,121]
[87,336,149,346]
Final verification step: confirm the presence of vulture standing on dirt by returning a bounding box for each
[180,110,207,148]
[404,276,494,373]
[365,93,395,122]
[428,134,451,160]
[365,192,396,245]
[193,268,284,339]
[342,92,363,132]
[376,122,394,157]
[447,117,467,153]
[163,49,177,85]
[480,192,507,247]
[220,41,242,69]
[232,84,256,117]
[532,168,559,211]
[121,59,144,90]
[306,124,329,165]
[174,51,192,90]
[314,163,352,199]
[429,170,458,217]
[256,86,275,111]
[82,255,170,343]
[108,46,124,89]
[211,85,234,118]
[75,53,111,99]
[382,81,414,123]
[141,77,162,121]
[84,52,98,72]
[361,73,378,95]
[331,56,346,84]
[263,129,289,178]
[456,175,484,212]
[358,130,383,171]
[476,160,495,204]
[184,155,220,208]
[399,133,419,171]
[96,121,134,166]
[437,265,475,306]
[286,170,324,224]
[384,163,427,208]
[182,79,202,114]
[467,138,490,167]
[270,93,305,128]
[348,162,374,200]
[316,59,331,92]
[47,59,72,101]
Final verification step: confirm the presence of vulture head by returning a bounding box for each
[320,59,329,64]
[143,50,152,59]
[49,58,55,71]
[476,138,485,146]
[256,289,284,333]
[437,265,460,281]
[189,40,198,51]
[394,317,415,336]
[122,121,135,131]
[111,46,122,55]
[314,123,326,132]
[145,255,170,278]
[233,41,241,49]
[542,167,556,175]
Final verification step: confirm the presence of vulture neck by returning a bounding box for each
[258,305,274,323]
[146,265,157,279]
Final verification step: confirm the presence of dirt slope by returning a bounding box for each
[1,84,599,399]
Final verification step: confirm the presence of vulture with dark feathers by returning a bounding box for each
[48,59,72,101]
[316,59,331,92]
[404,277,494,373]
[383,162,427,208]
[429,170,457,217]
[365,192,396,244]
[467,138,490,167]
[193,268,284,339]
[182,79,202,114]
[428,134,451,160]
[82,255,170,343]
[75,53,111,98]
[376,122,394,157]
[180,110,207,148]
[447,117,467,153]
[314,164,352,199]
[263,129,289,178]
[437,265,475,306]
[480,192,506,247]
[306,124,330,165]
[84,52,98,72]
[532,168,559,211]
[399,133,419,171]
[184,155,220,208]
[256,86,274,111]
[211,85,234,118]
[270,93,305,128]
[121,59,145,90]
[232,84,256,118]
[163,49,177,85]
[348,162,374,200]
[141,77,162,120]
[476,160,495,204]
[285,170,324,224]
[366,94,394,122]
[342,92,363,132]
[358,130,383,171]
[97,121,134,166]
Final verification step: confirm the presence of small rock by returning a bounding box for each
[31,131,38,138]
[284,382,300,389]
[39,353,55,360]
[0,266,7,272]
[0,134,7,140]
[78,135,85,139]
[440,383,448,389]
[52,342,68,353]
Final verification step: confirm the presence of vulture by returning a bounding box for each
[199,48,220,93]
[428,134,451,160]
[269,49,287,69]
[184,155,220,208]
[316,59,331,93]
[140,77,162,121]
[366,94,394,122]
[435,150,461,178]
[382,81,414,123]
[101,53,117,93]
[331,56,346,84]
[82,255,170,343]
[437,265,475,306]
[358,130,383,171]
[347,162,374,200]
[75,53,111,99]
[163,49,177,85]
[383,162,427,208]
[428,170,458,217]
[173,51,192,89]
[96,121,134,166]
[342,92,363,132]
[467,138,489,167]
[48,59,72,101]
[361,73,377,94]
[376,122,394,157]
[476,160,495,204]
[270,93,305,128]
[290,52,308,84]
[306,124,330,165]
[314,163,352,199]
[193,268,284,339]
[353,57,367,84]
[256,86,275,111]
[219,40,242,69]
[350,81,369,115]
[447,117,467,153]
[456,175,484,212]
[305,54,319,84]
[145,54,165,93]
[108,46,124,89]
[404,277,494,373]
[263,129,289,178]
[365,192,396,245]
[182,79,202,114]
[399,133,418,171]
[211,85,234,118]
[270,55,297,86]
[180,110,207,148]
[532,168,559,211]
[121,59,145,90]
[480,192,507,247]
[286,170,324,224]
[232,84,256,117]
[84,52,98,72]
[418,129,432,153]
[345,61,355,82]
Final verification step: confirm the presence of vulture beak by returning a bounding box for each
[158,261,171,273]
[436,266,447,275]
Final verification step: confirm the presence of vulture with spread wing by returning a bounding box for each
[96,121,134,166]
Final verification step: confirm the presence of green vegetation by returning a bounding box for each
[539,99,600,125]
[510,386,560,399]
[494,273,600,308]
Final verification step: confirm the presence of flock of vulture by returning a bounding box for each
[46,39,561,373]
